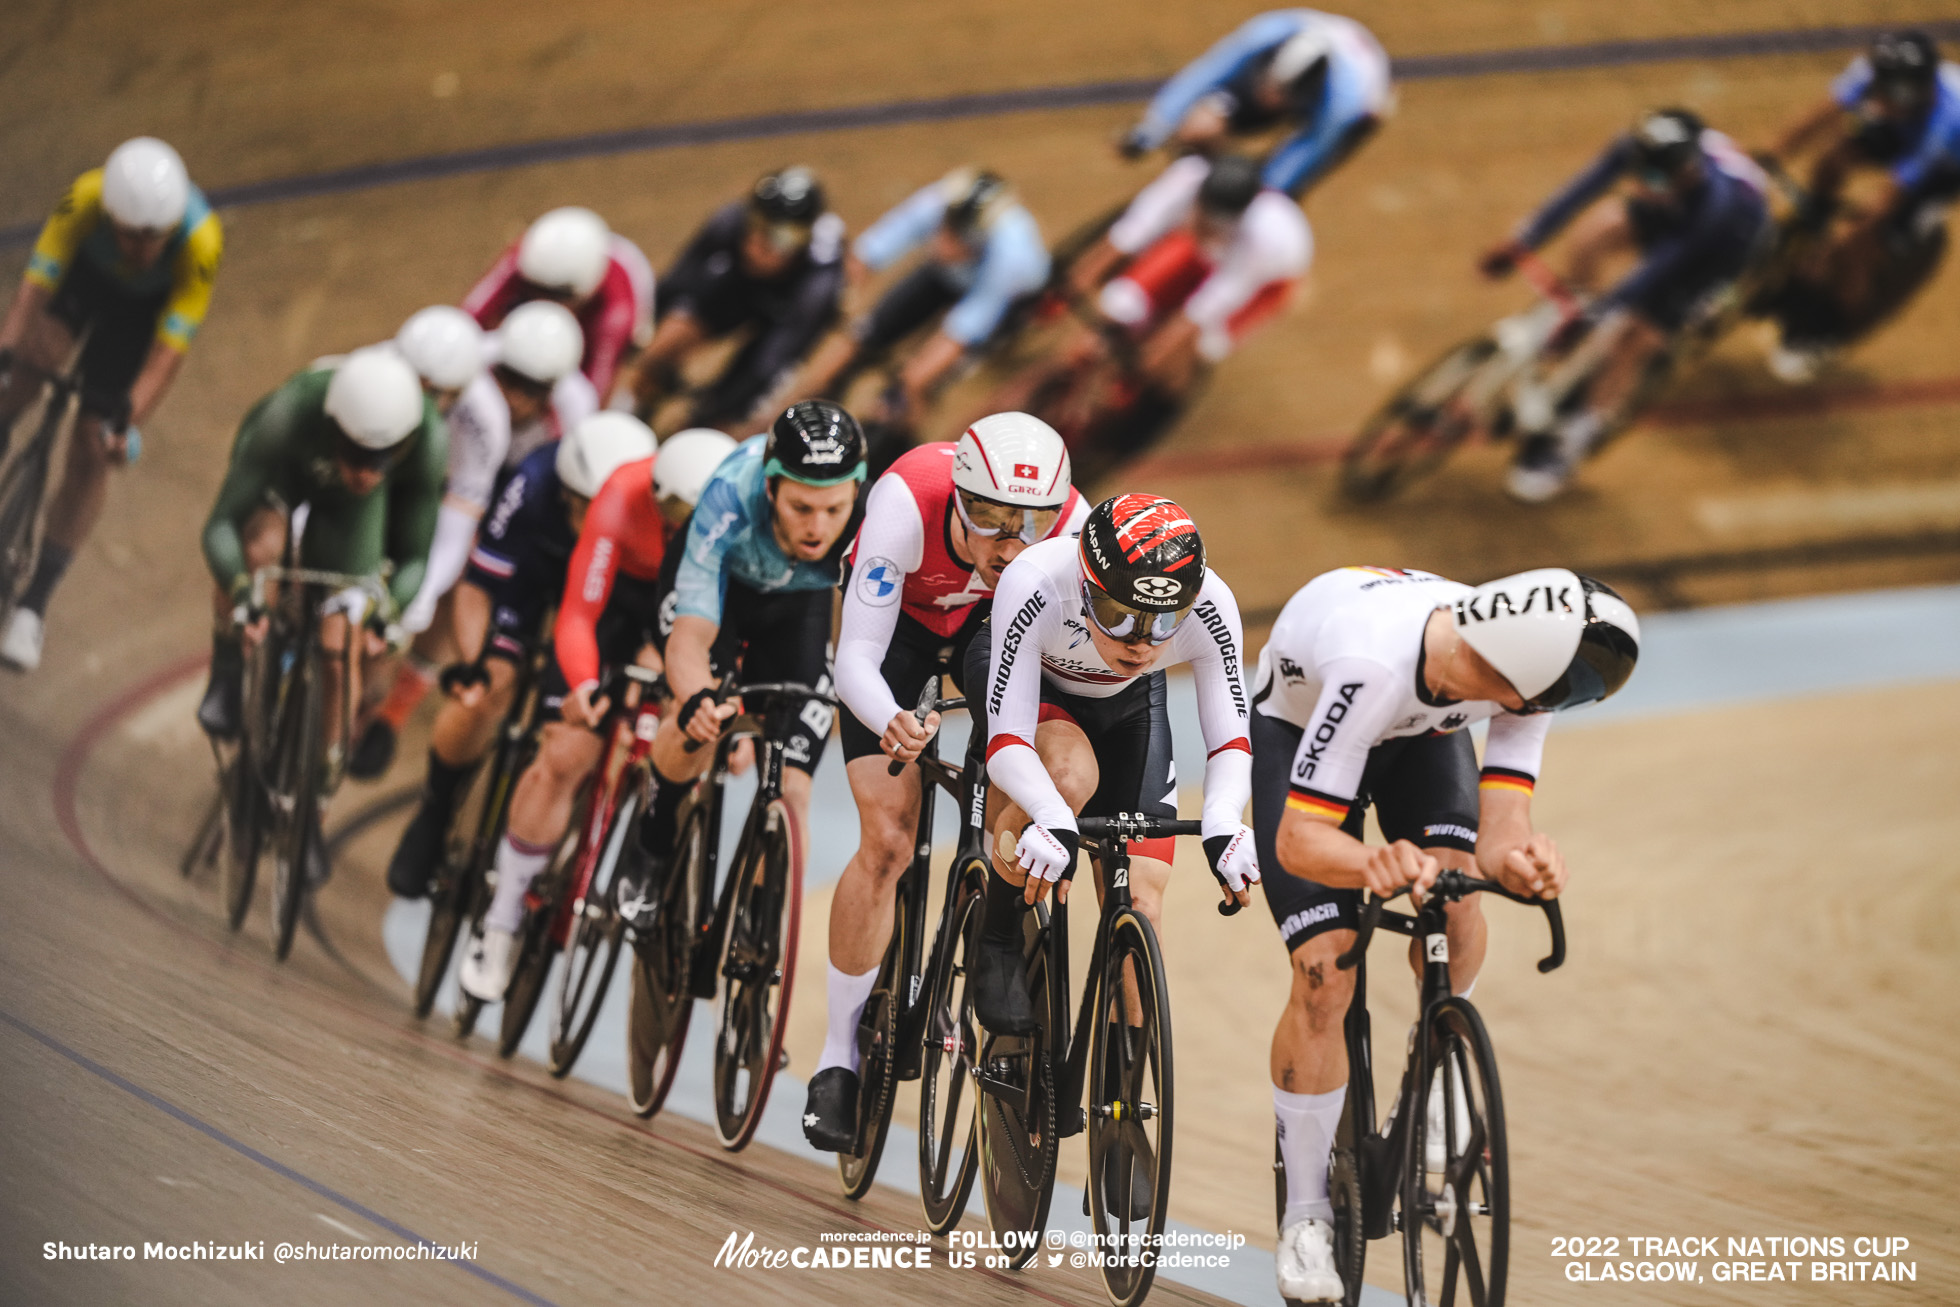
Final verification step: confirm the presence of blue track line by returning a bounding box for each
[3,19,1957,248]
[0,1007,562,1307]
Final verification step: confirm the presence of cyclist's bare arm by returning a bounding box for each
[1277,809,1437,898]
[0,280,52,353]
[128,341,186,427]
[1474,786,1564,898]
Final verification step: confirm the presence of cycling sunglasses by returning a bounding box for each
[747,214,814,254]
[1079,579,1191,645]
[955,488,1061,545]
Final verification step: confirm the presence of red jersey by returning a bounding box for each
[554,456,670,693]
[463,234,655,398]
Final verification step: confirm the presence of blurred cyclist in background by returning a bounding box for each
[1758,31,1960,381]
[0,138,223,671]
[1480,108,1771,502]
[792,168,1049,439]
[464,206,653,401]
[615,168,846,432]
[1119,9,1393,200]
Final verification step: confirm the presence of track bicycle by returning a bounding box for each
[0,355,82,628]
[1302,871,1564,1307]
[625,675,835,1151]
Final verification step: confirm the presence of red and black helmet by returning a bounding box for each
[1078,494,1206,641]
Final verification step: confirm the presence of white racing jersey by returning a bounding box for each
[1252,567,1551,824]
[982,535,1252,840]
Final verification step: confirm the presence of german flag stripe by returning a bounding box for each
[1285,787,1350,821]
[1479,767,1536,796]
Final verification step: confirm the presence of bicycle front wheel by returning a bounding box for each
[976,902,1058,1270]
[1340,337,1498,502]
[1087,907,1174,1307]
[548,788,637,1076]
[711,798,803,1151]
[221,746,266,932]
[270,642,323,962]
[1402,998,1508,1307]
[497,816,583,1059]
[918,859,986,1232]
[840,872,910,1198]
[416,757,496,1018]
[627,802,708,1118]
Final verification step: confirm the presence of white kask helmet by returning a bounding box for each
[102,137,190,231]
[557,411,658,499]
[517,206,611,298]
[496,300,584,385]
[1453,568,1641,712]
[394,306,485,392]
[653,428,739,507]
[325,347,424,451]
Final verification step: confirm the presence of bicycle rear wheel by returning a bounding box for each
[1340,337,1498,502]
[627,802,708,1118]
[1087,908,1174,1307]
[918,860,986,1232]
[548,788,637,1076]
[1402,998,1508,1307]
[270,642,323,962]
[711,799,803,1151]
[0,419,53,608]
[839,871,910,1198]
[975,903,1058,1270]
[416,758,496,1018]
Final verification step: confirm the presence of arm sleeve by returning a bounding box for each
[943,210,1051,347]
[1108,155,1208,254]
[25,171,99,292]
[1179,580,1254,841]
[553,475,629,692]
[834,475,928,734]
[981,567,1075,832]
[1479,712,1552,794]
[1280,656,1404,822]
[1134,11,1304,147]
[401,501,479,634]
[1830,57,1874,109]
[383,410,449,614]
[461,245,522,325]
[200,388,295,596]
[582,278,638,397]
[1514,139,1632,250]
[852,184,947,271]
[656,212,731,314]
[672,471,747,625]
[158,213,223,350]
[549,371,599,441]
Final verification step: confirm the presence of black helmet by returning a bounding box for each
[1076,494,1206,644]
[943,168,1012,238]
[1869,31,1939,93]
[1630,108,1705,179]
[1197,155,1264,217]
[764,400,866,487]
[750,166,826,227]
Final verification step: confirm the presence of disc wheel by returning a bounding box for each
[1403,998,1508,1307]
[839,874,909,1198]
[975,903,1057,1270]
[1086,908,1174,1307]
[710,799,802,1151]
[548,788,637,1076]
[627,804,708,1118]
[1340,337,1498,502]
[918,861,986,1233]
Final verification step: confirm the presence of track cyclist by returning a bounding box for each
[800,412,1086,1150]
[353,301,589,776]
[615,168,847,432]
[794,169,1049,426]
[966,496,1258,1072]
[0,137,223,670]
[1247,566,1639,1303]
[1758,30,1960,381]
[1118,10,1392,200]
[608,401,866,925]
[447,412,666,992]
[1479,108,1771,502]
[464,206,653,401]
[194,347,442,876]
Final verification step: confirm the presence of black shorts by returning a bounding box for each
[537,574,663,722]
[47,257,167,422]
[652,545,835,776]
[837,596,987,764]
[964,619,1177,859]
[1253,711,1480,954]
[852,264,963,357]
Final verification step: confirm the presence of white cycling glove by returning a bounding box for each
[1204,826,1261,894]
[1015,823,1080,885]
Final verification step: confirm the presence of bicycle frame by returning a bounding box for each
[0,367,81,614]
[246,564,387,776]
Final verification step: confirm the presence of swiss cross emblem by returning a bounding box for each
[1012,463,1039,479]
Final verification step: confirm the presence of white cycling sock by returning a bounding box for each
[1456,976,1478,1000]
[1276,1084,1347,1229]
[484,834,552,934]
[815,962,880,1076]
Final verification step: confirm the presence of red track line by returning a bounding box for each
[48,655,1088,1307]
[1126,371,1960,482]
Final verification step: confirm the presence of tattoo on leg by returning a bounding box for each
[1305,962,1324,990]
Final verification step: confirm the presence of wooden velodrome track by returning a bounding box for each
[3,2,1957,1303]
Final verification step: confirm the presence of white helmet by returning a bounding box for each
[557,411,658,499]
[101,137,190,231]
[517,206,611,298]
[1453,568,1642,712]
[953,411,1072,506]
[1269,29,1335,92]
[324,347,424,451]
[394,306,484,391]
[653,428,739,507]
[496,300,584,385]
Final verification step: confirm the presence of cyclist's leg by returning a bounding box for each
[295,492,389,784]
[0,293,74,438]
[1370,731,1485,995]
[198,505,285,737]
[1559,201,1639,296]
[729,581,835,837]
[1078,672,1176,932]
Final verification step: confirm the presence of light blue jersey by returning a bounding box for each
[1832,58,1960,193]
[672,435,853,625]
[852,184,1051,346]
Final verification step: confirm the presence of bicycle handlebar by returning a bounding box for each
[887,678,941,777]
[680,675,839,754]
[1070,814,1247,918]
[1335,869,1565,974]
